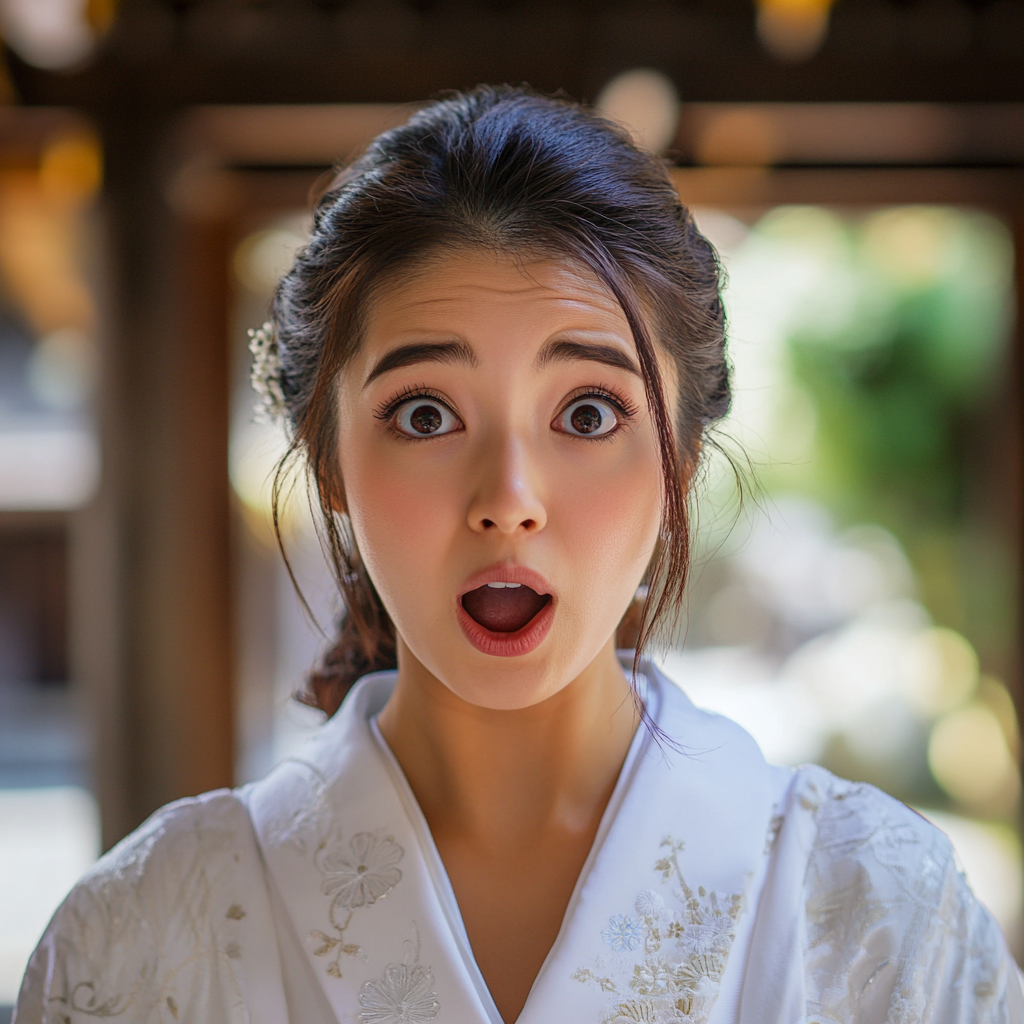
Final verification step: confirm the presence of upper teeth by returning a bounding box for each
[486,582,521,589]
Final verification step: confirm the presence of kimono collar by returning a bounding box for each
[247,661,783,1024]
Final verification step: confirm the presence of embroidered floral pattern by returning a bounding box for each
[602,915,643,952]
[358,962,440,1024]
[312,832,404,978]
[322,833,404,910]
[635,890,664,918]
[798,768,1016,1023]
[574,836,744,1024]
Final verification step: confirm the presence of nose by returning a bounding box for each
[466,434,547,536]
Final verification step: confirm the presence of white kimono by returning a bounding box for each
[15,663,1024,1024]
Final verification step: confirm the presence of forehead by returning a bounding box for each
[362,251,630,337]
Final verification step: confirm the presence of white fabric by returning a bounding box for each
[15,662,1024,1024]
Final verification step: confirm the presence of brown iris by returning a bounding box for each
[571,404,603,434]
[410,404,443,434]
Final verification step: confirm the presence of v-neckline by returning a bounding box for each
[366,665,659,1024]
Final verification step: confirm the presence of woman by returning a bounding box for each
[16,87,1022,1024]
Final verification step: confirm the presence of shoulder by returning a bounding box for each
[790,765,1024,1021]
[15,789,263,1024]
[59,787,258,933]
[93,787,254,880]
[793,766,959,952]
[794,763,952,878]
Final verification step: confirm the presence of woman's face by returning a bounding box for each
[337,252,672,710]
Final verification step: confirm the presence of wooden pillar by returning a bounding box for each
[75,107,234,849]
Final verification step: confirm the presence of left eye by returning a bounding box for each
[557,397,619,437]
[394,399,460,437]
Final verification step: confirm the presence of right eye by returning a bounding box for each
[394,399,461,438]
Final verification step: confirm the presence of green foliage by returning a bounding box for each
[749,206,1015,668]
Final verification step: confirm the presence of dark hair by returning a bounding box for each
[270,85,729,717]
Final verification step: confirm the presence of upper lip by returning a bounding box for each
[458,563,553,599]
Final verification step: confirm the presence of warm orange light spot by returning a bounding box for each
[86,0,120,34]
[759,0,834,13]
[755,0,837,61]
[0,151,97,336]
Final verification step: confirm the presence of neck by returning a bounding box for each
[376,639,640,849]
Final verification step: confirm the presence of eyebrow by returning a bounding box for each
[536,338,641,377]
[363,340,478,388]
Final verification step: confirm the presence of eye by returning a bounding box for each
[557,397,619,437]
[394,399,460,437]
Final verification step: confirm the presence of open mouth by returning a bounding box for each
[460,582,552,633]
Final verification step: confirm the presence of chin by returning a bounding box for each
[426,624,612,712]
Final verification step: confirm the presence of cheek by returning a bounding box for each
[340,431,460,604]
[550,439,663,593]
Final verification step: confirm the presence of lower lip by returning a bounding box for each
[456,596,555,657]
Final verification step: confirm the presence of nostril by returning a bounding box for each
[473,516,540,532]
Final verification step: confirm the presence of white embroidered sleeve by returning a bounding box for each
[13,790,273,1024]
[801,767,1024,1023]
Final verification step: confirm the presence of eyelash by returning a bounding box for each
[372,383,640,438]
[373,384,455,423]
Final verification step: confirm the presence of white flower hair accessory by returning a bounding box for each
[248,320,286,422]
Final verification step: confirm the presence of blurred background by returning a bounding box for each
[0,0,1022,1014]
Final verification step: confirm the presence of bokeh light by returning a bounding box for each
[233,221,308,299]
[595,69,680,155]
[755,0,836,62]
[929,701,1020,814]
